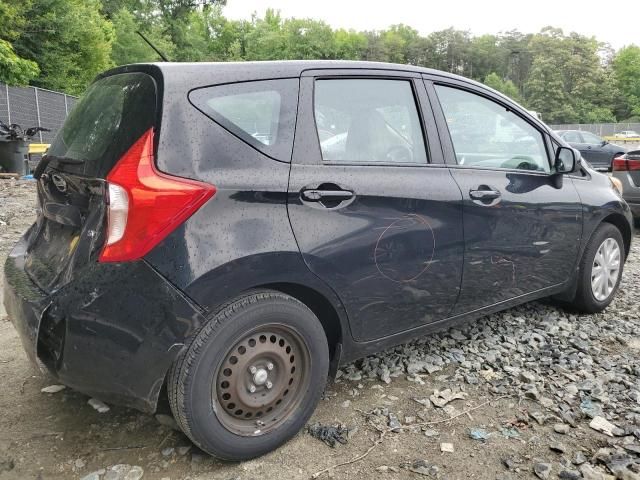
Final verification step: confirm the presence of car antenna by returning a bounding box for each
[136,31,170,62]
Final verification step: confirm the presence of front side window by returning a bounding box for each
[580,132,602,144]
[435,85,550,173]
[314,79,428,165]
[189,78,299,162]
[563,131,582,143]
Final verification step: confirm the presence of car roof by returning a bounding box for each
[102,60,489,93]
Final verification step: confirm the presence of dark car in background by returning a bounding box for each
[3,61,634,461]
[556,129,627,171]
[612,149,640,223]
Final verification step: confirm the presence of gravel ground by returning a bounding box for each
[1,178,640,480]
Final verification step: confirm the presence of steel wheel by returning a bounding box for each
[591,237,621,301]
[213,324,310,436]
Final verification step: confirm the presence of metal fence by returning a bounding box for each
[549,123,640,137]
[0,83,77,144]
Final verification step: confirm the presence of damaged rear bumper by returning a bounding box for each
[3,233,206,413]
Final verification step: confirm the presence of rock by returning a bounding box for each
[558,469,582,480]
[74,459,86,470]
[103,465,143,480]
[341,400,351,408]
[88,398,110,413]
[155,414,180,431]
[161,447,174,457]
[550,443,567,454]
[520,371,537,383]
[533,462,552,479]
[176,446,191,456]
[440,443,454,453]
[388,413,401,430]
[429,389,467,408]
[580,463,609,480]
[589,416,625,437]
[573,452,588,465]
[423,429,439,438]
[41,385,66,394]
[406,460,439,477]
[554,424,570,434]
[80,470,105,480]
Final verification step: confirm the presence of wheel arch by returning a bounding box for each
[601,212,632,258]
[255,282,345,378]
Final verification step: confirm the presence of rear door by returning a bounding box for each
[425,77,582,314]
[288,70,464,342]
[25,72,157,292]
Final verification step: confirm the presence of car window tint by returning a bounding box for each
[581,132,602,144]
[435,85,550,173]
[314,79,428,164]
[563,131,582,143]
[189,78,299,162]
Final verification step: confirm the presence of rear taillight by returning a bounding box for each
[99,128,216,263]
[613,155,640,171]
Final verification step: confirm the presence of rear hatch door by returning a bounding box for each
[25,71,158,293]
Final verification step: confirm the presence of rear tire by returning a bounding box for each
[168,290,328,461]
[569,223,624,313]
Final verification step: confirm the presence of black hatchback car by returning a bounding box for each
[3,61,633,460]
[556,129,627,171]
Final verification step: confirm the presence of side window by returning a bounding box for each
[435,85,550,173]
[189,78,299,162]
[563,131,582,143]
[314,79,428,164]
[581,132,602,144]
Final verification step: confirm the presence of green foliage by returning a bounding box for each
[613,46,640,117]
[483,73,521,103]
[0,1,639,122]
[11,0,114,95]
[0,40,40,85]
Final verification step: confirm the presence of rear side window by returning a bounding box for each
[47,72,156,177]
[189,78,299,162]
[314,79,428,165]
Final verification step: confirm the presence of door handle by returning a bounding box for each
[301,189,354,202]
[469,188,501,201]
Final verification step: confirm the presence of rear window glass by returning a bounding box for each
[46,72,157,177]
[189,78,299,162]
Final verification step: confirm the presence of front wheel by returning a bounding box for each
[570,223,625,313]
[168,290,329,460]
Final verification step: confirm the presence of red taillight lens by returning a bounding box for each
[613,155,640,171]
[612,155,628,171]
[99,128,216,263]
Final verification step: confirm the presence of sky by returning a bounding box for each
[223,0,639,50]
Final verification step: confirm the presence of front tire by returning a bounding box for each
[168,290,329,460]
[570,223,624,313]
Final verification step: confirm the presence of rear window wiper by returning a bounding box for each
[33,155,86,179]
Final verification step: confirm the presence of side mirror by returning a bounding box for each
[601,140,608,146]
[555,146,579,174]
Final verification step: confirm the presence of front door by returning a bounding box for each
[288,72,464,342]
[427,81,582,314]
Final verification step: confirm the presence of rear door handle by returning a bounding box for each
[469,188,501,200]
[301,189,354,202]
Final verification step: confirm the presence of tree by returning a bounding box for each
[483,72,522,103]
[13,0,114,95]
[0,0,40,85]
[613,46,640,117]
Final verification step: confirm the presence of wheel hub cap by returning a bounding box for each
[252,368,268,386]
[591,237,621,302]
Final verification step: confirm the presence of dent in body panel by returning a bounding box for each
[288,164,465,342]
[450,169,583,314]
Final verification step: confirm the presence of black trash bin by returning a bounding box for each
[0,138,29,175]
